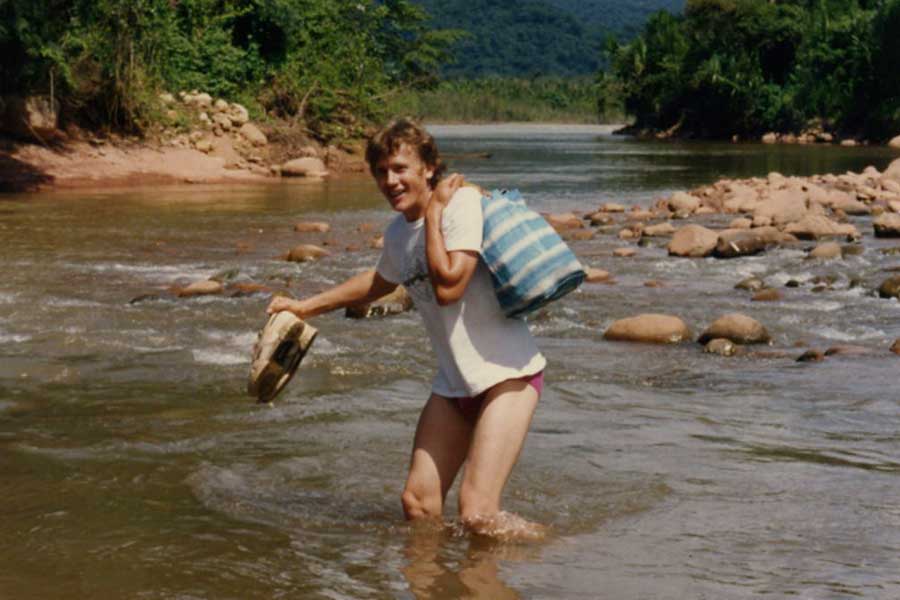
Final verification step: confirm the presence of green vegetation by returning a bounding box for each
[0,0,459,140]
[387,77,621,123]
[413,0,684,78]
[605,0,900,140]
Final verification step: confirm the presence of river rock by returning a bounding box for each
[668,192,701,214]
[891,339,900,354]
[736,276,765,292]
[546,212,583,230]
[752,288,782,302]
[239,122,268,147]
[294,221,331,233]
[698,313,771,345]
[729,217,753,229]
[613,247,636,258]
[212,112,232,131]
[796,349,825,362]
[889,135,900,149]
[643,222,676,237]
[600,202,626,213]
[704,338,738,356]
[783,215,859,240]
[878,276,900,299]
[808,242,843,260]
[345,286,413,319]
[563,229,595,241]
[3,95,60,140]
[588,212,615,226]
[227,282,272,297]
[884,158,900,182]
[176,280,224,297]
[713,230,769,258]
[603,314,692,344]
[286,244,329,262]
[873,213,900,237]
[228,103,250,126]
[668,224,718,257]
[282,157,328,178]
[824,345,874,357]
[584,267,612,283]
[754,189,809,226]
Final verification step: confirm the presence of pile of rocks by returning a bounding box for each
[158,90,330,178]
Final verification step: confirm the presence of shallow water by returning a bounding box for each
[1,125,899,599]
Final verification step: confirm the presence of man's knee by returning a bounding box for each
[401,486,442,521]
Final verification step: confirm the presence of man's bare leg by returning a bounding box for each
[457,378,544,540]
[402,394,473,520]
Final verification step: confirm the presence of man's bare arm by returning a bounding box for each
[266,269,397,319]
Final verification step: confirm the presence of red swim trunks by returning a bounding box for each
[452,371,544,421]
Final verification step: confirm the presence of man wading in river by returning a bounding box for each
[267,118,546,538]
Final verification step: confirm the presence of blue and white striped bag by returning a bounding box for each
[480,189,586,318]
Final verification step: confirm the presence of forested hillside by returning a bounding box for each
[413,0,683,77]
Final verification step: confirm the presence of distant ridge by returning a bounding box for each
[414,0,684,77]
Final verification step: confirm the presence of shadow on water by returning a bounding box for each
[0,144,54,193]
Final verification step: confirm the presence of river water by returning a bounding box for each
[1,124,899,599]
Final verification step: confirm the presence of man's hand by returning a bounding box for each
[266,296,309,318]
[431,173,464,210]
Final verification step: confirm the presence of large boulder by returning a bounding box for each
[668,191,701,214]
[873,213,900,238]
[884,158,900,182]
[713,230,769,258]
[281,157,328,178]
[668,224,719,257]
[783,215,860,240]
[603,314,692,344]
[879,276,900,299]
[2,95,60,140]
[239,122,268,147]
[753,189,808,226]
[698,313,771,345]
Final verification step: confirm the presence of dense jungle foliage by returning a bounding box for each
[605,0,900,140]
[0,0,459,139]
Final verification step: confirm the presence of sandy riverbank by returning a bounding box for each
[0,136,368,193]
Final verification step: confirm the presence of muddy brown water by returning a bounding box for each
[1,124,899,599]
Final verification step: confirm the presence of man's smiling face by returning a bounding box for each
[373,143,435,222]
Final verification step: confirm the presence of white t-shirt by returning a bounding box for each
[376,186,546,397]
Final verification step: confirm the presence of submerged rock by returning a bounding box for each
[796,349,825,362]
[878,276,900,299]
[736,277,766,292]
[294,221,331,233]
[704,338,738,356]
[176,280,224,297]
[752,288,782,302]
[604,313,692,344]
[286,244,330,262]
[698,313,771,345]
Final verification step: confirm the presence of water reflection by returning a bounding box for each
[402,521,545,599]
